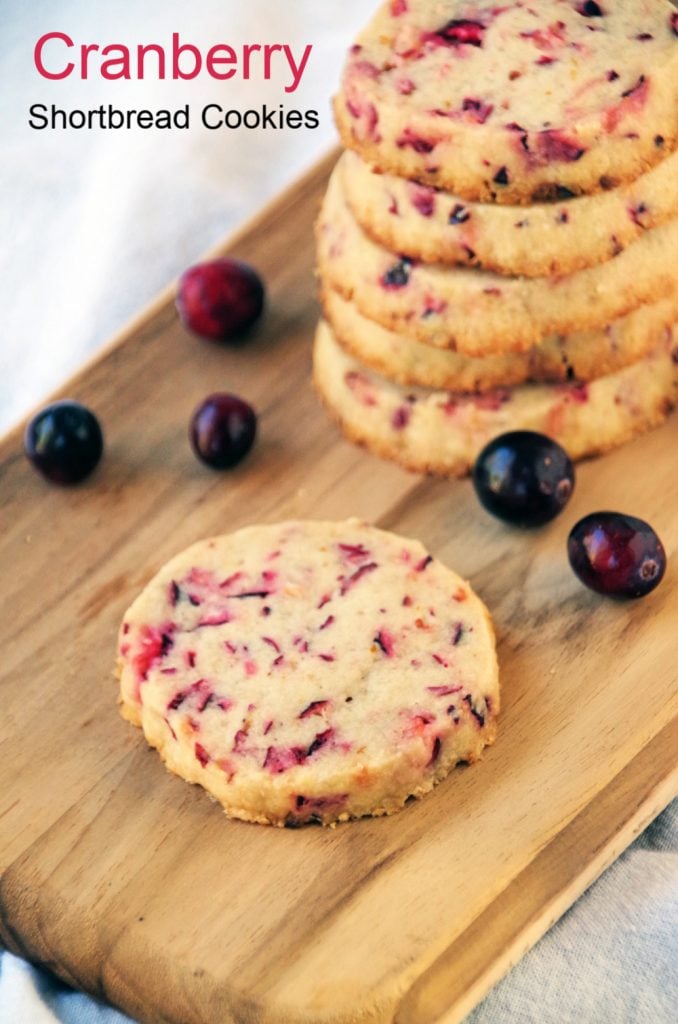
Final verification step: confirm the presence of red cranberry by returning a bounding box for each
[176,258,264,342]
[437,20,485,46]
[24,400,104,485]
[475,432,577,528]
[473,431,575,527]
[568,512,666,598]
[577,1,604,16]
[190,393,257,469]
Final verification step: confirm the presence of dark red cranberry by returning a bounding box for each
[24,401,104,485]
[190,393,257,469]
[436,20,485,46]
[382,258,413,289]
[473,431,575,527]
[577,1,604,16]
[176,258,265,342]
[449,204,470,224]
[568,512,666,599]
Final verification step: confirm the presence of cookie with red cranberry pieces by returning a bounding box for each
[323,287,678,392]
[117,520,499,826]
[313,319,678,477]
[340,148,678,277]
[317,165,678,355]
[335,0,678,204]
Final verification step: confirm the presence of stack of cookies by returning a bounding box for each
[314,0,678,476]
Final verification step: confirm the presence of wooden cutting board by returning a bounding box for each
[1,150,676,1024]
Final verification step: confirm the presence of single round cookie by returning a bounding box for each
[335,0,678,204]
[117,520,499,827]
[323,288,678,392]
[317,167,678,355]
[313,320,678,477]
[340,148,678,276]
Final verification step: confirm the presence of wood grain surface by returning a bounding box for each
[1,150,676,1024]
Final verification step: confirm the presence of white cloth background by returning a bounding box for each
[1,2,676,1022]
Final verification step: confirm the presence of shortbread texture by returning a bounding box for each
[340,148,678,277]
[118,520,499,827]
[335,0,678,202]
[323,288,678,392]
[314,321,678,477]
[317,166,678,355]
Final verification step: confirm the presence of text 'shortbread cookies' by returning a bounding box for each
[323,288,678,393]
[317,167,678,355]
[118,520,499,826]
[313,320,678,477]
[335,0,678,203]
[340,148,678,277]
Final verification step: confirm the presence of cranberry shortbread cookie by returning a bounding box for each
[313,320,678,477]
[323,289,678,392]
[335,0,678,203]
[118,520,499,827]
[340,148,678,276]
[317,167,678,355]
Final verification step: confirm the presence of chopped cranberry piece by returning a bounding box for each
[537,130,585,163]
[629,203,649,227]
[299,700,330,719]
[381,258,413,289]
[427,685,462,696]
[435,20,485,47]
[133,624,173,682]
[338,542,371,562]
[416,555,433,572]
[449,203,470,225]
[396,128,437,154]
[374,630,395,656]
[576,1,604,16]
[392,406,411,430]
[307,728,334,758]
[264,745,307,773]
[340,562,378,595]
[427,737,442,767]
[462,97,494,124]
[621,75,646,99]
[465,695,485,727]
[195,743,210,767]
[410,184,436,217]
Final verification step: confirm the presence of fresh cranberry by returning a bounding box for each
[24,400,104,485]
[190,393,257,469]
[568,513,666,598]
[176,258,265,342]
[473,431,575,527]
